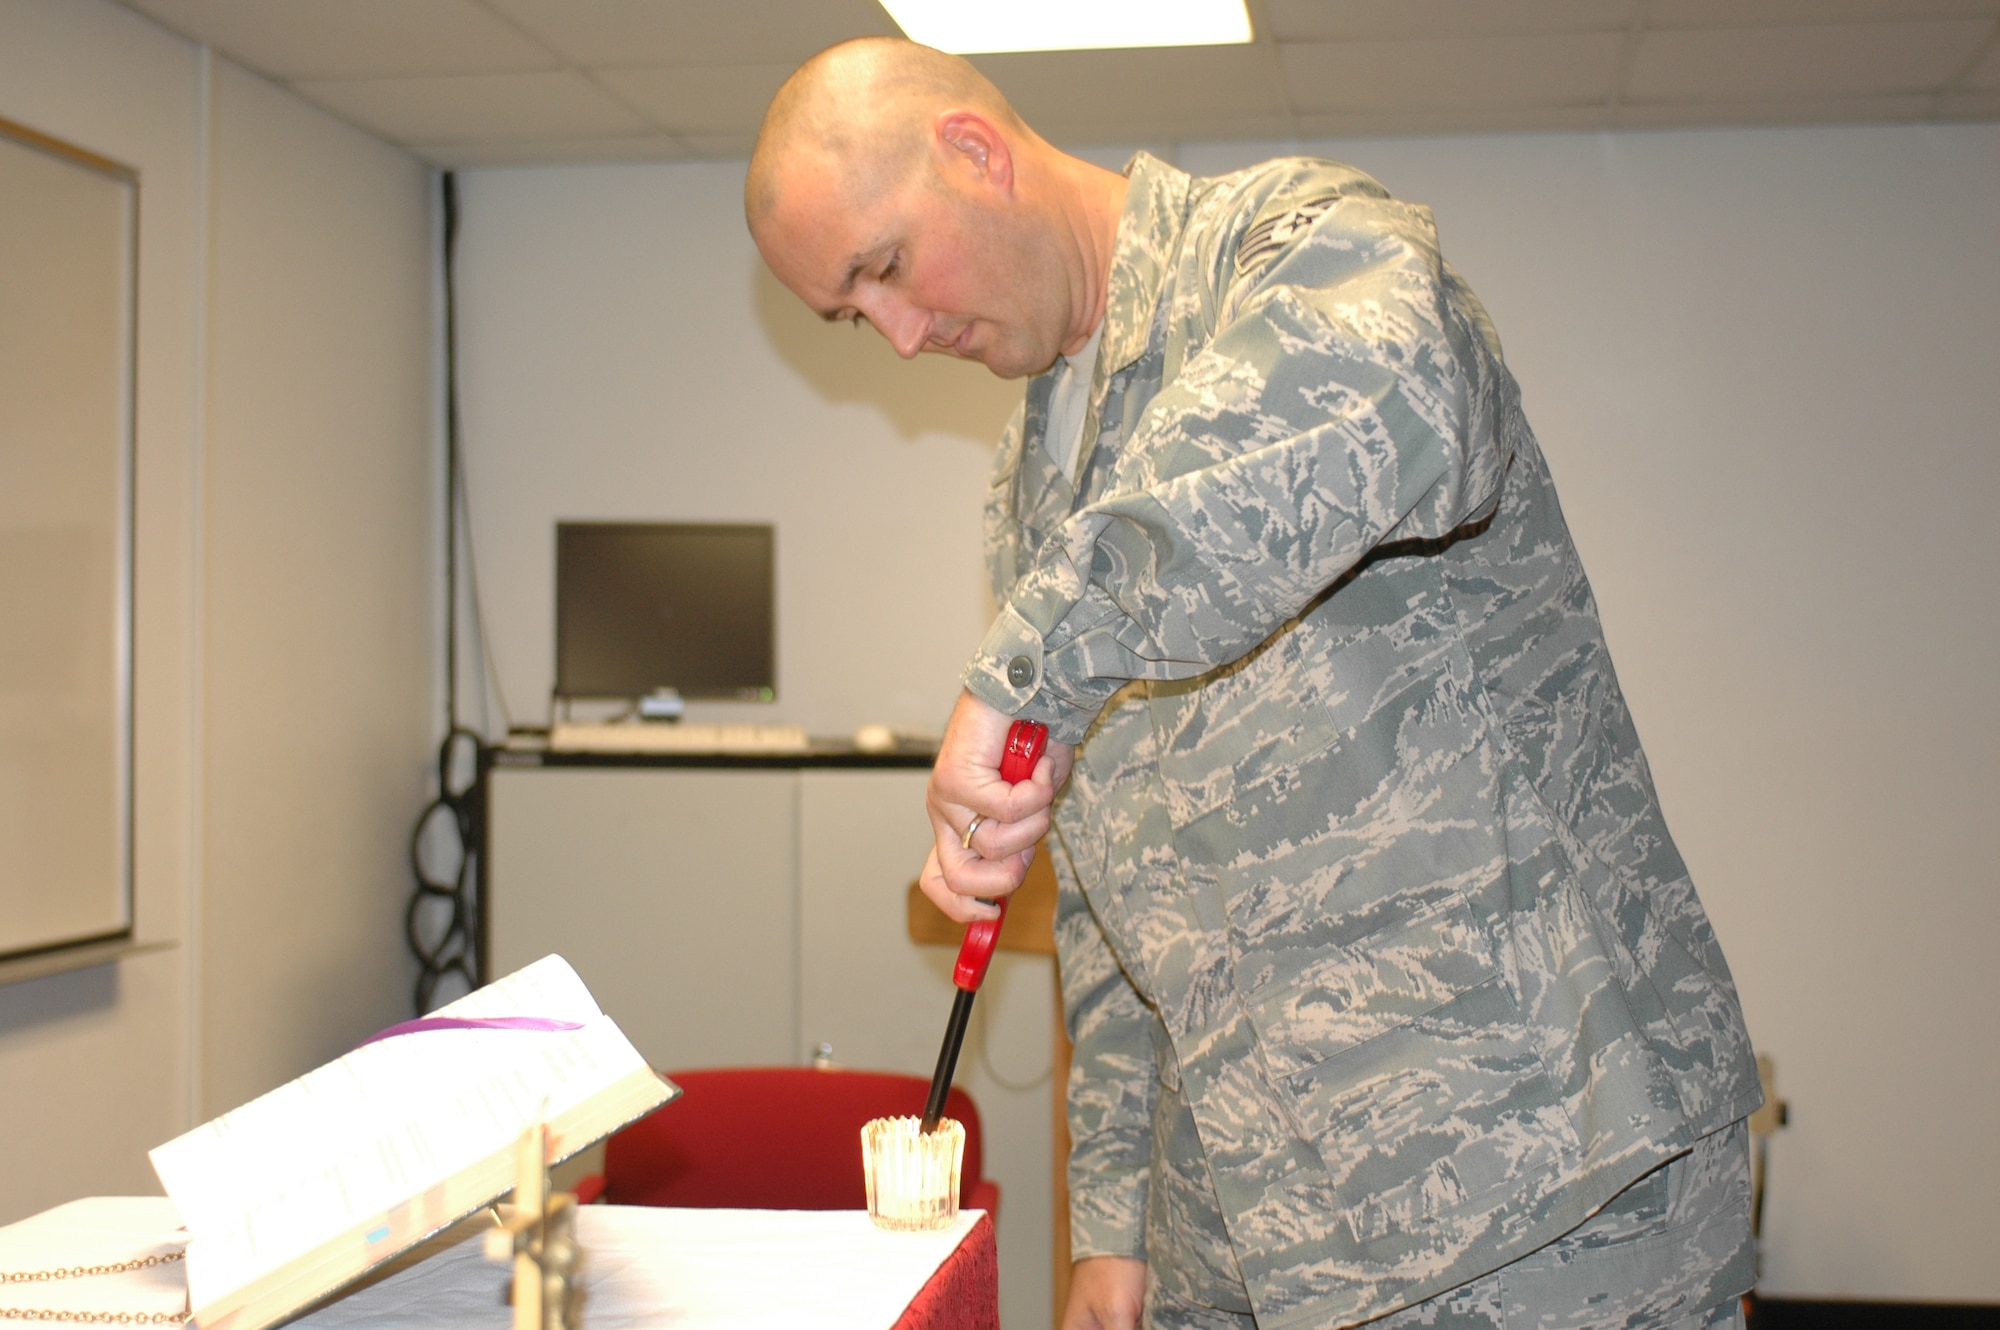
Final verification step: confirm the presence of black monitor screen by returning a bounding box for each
[555,522,775,701]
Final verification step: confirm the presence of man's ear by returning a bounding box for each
[935,111,1014,194]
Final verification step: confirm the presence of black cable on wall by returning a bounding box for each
[406,170,484,1014]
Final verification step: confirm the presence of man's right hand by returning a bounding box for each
[921,689,1072,923]
[1061,1256,1147,1330]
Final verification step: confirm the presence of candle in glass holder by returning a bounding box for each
[861,1116,963,1232]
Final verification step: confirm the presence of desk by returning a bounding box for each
[0,1199,997,1330]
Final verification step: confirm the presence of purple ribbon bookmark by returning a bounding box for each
[356,1015,585,1049]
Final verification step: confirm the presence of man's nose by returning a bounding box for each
[869,299,932,359]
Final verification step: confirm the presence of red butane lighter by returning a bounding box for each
[919,719,1049,1133]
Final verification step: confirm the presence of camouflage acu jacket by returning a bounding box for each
[961,154,1761,1328]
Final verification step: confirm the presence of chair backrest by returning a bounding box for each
[603,1066,988,1211]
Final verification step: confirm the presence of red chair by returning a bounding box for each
[577,1066,999,1219]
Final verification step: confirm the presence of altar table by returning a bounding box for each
[0,1198,998,1330]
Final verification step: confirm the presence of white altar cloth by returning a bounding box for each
[0,1197,984,1329]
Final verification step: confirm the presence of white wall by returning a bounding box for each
[0,0,435,1214]
[198,60,434,1115]
[459,121,1998,1310]
[453,162,1023,738]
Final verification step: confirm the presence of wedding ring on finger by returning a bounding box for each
[960,814,987,850]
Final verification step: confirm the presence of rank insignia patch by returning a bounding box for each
[1236,194,1344,276]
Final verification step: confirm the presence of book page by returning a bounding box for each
[149,955,656,1307]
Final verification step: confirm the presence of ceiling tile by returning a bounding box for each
[1628,21,1991,102]
[1940,89,2000,114]
[410,134,697,168]
[1265,0,1635,42]
[481,0,899,68]
[971,46,1291,132]
[675,131,763,160]
[1965,36,2000,87]
[1038,111,1302,149]
[294,70,654,144]
[1280,33,1627,112]
[1294,103,1611,137]
[100,0,2000,158]
[596,64,793,135]
[120,0,556,79]
[1612,94,1935,127]
[1647,0,2000,29]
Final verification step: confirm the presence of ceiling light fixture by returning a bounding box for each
[879,0,1252,55]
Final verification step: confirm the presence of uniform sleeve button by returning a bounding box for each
[1006,655,1035,688]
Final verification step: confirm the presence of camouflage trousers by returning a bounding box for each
[1142,1080,1755,1330]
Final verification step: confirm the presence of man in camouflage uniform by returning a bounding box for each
[748,38,1762,1330]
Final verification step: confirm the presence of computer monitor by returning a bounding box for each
[555,521,776,702]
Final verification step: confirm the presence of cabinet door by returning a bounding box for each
[488,767,798,1069]
[796,769,937,1070]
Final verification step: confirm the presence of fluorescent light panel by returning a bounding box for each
[880,0,1252,55]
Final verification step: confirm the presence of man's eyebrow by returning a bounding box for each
[839,243,894,295]
[816,245,890,321]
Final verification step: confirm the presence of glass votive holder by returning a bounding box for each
[861,1115,963,1232]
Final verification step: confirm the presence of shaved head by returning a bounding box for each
[745,37,1128,379]
[745,37,1024,227]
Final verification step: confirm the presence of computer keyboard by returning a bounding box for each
[547,722,812,755]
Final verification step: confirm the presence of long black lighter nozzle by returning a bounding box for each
[918,719,1048,1136]
[921,988,978,1133]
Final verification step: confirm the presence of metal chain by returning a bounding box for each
[0,1310,185,1324]
[0,1250,186,1324]
[2,1252,183,1284]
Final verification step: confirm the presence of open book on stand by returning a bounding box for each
[150,955,677,1330]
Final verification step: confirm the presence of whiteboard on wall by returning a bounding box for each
[0,117,136,963]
